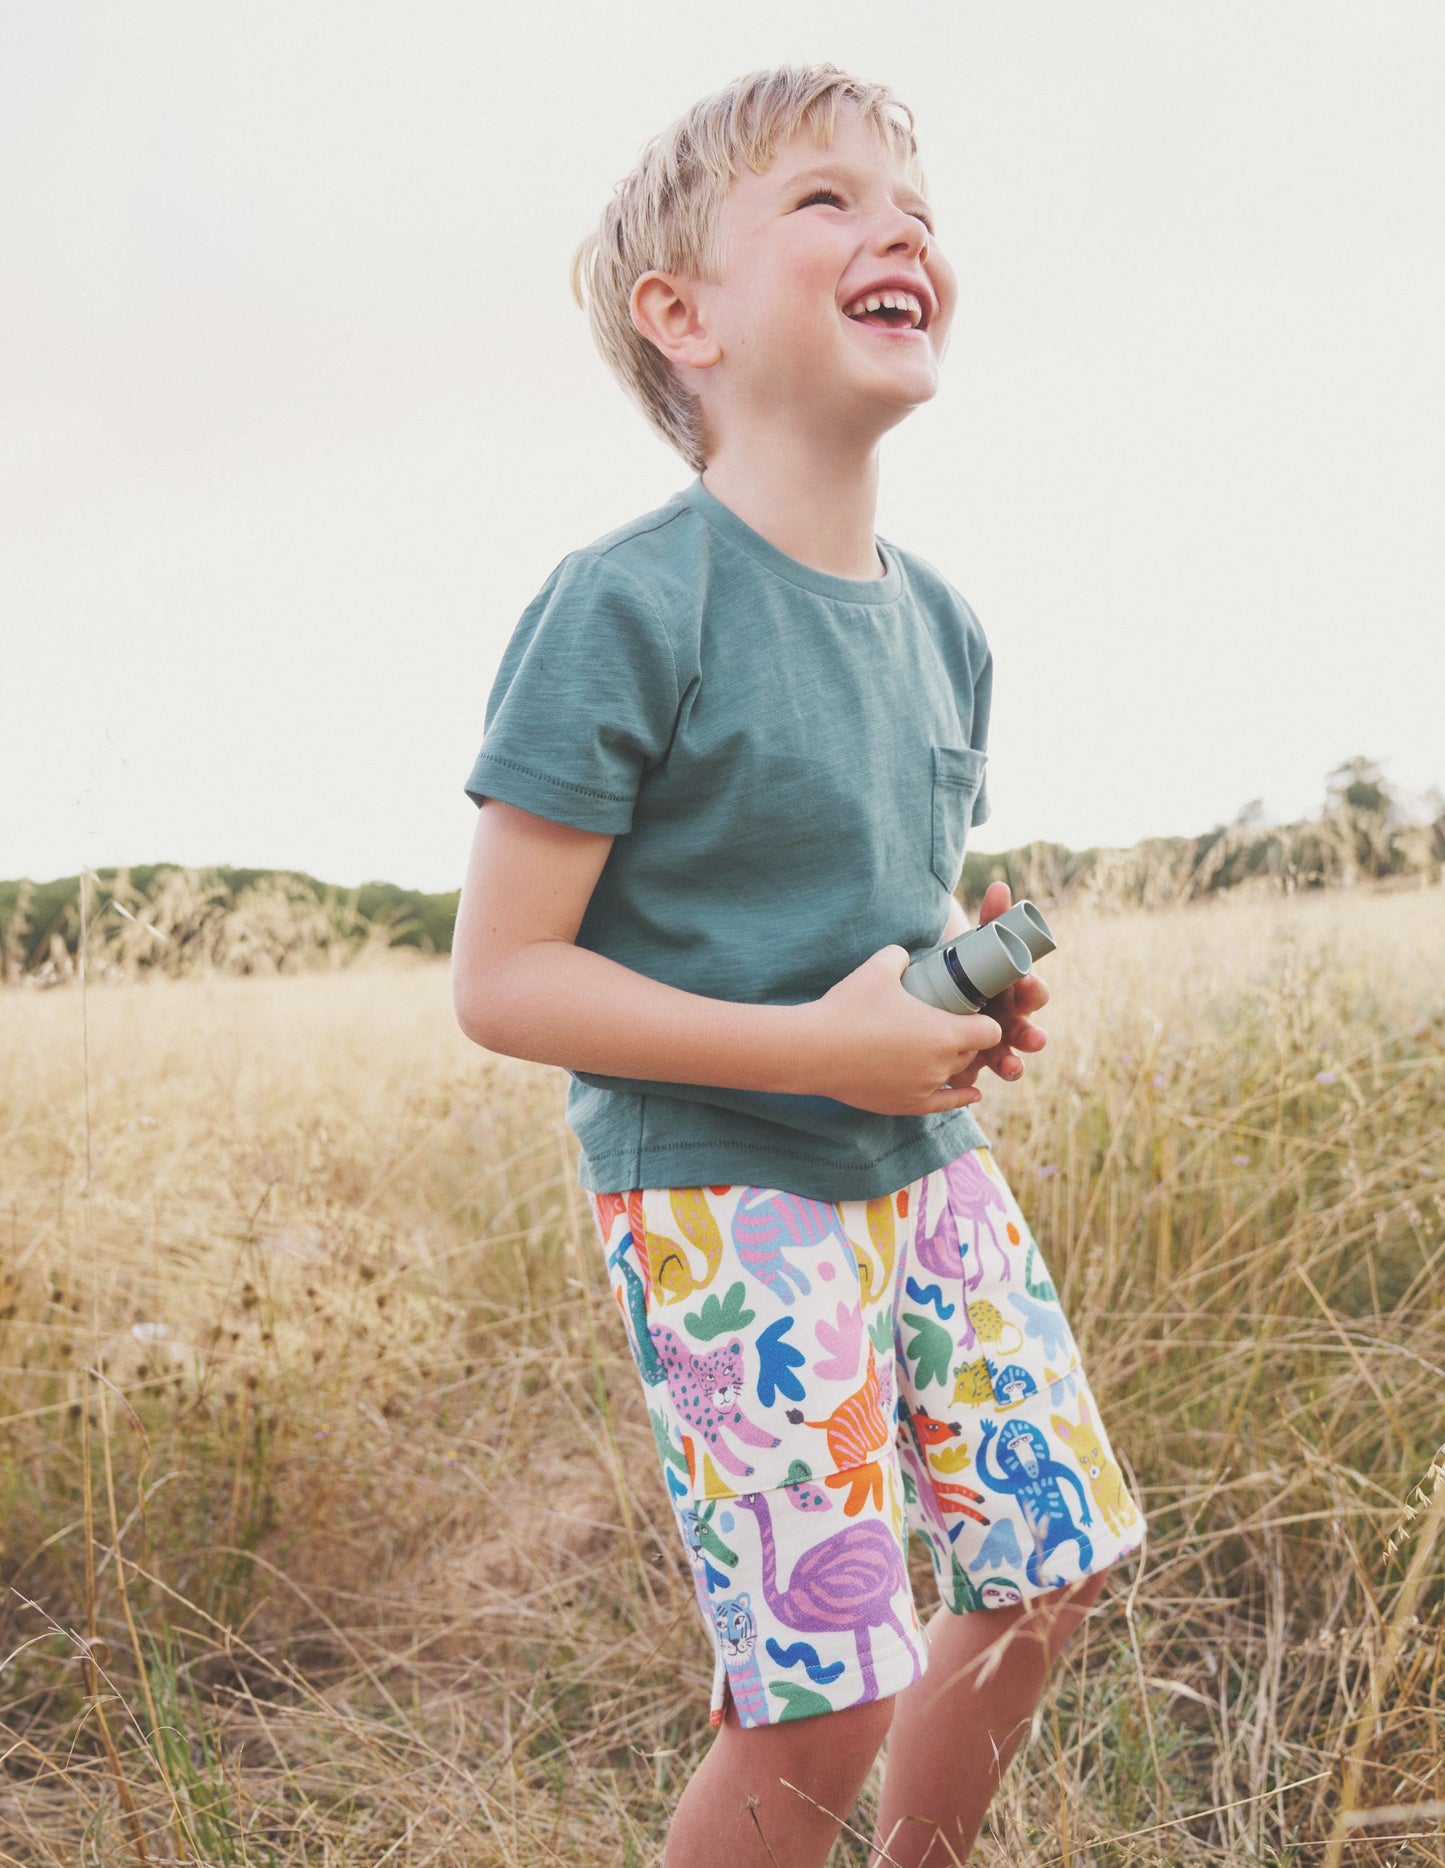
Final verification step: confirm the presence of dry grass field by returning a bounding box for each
[1,885,1442,1865]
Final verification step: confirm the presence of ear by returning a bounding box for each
[630,270,721,369]
[1050,1414,1073,1441]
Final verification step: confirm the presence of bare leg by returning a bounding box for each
[665,1692,895,1868]
[871,1571,1109,1867]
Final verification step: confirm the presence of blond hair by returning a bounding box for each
[570,64,927,473]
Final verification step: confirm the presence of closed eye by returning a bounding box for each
[796,187,935,234]
[797,187,846,211]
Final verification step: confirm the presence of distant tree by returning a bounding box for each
[1324,756,1402,881]
[1326,756,1395,820]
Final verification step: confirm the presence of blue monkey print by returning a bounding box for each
[975,1418,1094,1588]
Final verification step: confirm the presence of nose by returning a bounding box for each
[877,205,929,263]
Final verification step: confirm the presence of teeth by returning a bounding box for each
[843,289,924,327]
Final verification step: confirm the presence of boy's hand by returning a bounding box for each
[953,880,1049,1087]
[800,947,1002,1117]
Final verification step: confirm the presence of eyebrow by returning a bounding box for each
[783,162,932,214]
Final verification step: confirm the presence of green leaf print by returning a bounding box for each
[685,1281,756,1342]
[867,1310,894,1356]
[947,1557,985,1613]
[770,1681,835,1721]
[901,1311,954,1390]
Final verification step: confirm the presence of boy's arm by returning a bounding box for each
[451,800,1003,1120]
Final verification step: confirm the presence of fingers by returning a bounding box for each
[977,879,1013,927]
[989,976,1049,1053]
[997,1015,1047,1054]
[1011,972,1050,1013]
[954,1013,1002,1057]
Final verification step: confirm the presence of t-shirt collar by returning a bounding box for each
[678,476,902,604]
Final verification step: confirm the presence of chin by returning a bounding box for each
[873,370,942,415]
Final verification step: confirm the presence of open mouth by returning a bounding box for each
[841,289,929,335]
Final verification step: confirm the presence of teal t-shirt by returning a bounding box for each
[464,475,994,1199]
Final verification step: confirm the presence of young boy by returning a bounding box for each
[453,63,1144,1868]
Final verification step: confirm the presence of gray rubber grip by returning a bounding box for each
[902,920,1033,1013]
[902,898,1058,1013]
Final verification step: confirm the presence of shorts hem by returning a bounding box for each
[712,1650,926,1730]
[939,1523,1148,1616]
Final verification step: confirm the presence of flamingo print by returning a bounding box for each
[943,1150,1019,1284]
[733,1491,921,1707]
[912,1154,1018,1310]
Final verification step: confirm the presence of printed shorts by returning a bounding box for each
[590,1146,1146,1729]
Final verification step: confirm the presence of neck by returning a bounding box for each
[700,429,885,582]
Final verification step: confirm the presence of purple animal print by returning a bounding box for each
[731,1189,842,1303]
[733,1492,920,1706]
[913,1154,1016,1309]
[946,1151,1017,1277]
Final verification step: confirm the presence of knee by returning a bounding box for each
[819,1691,896,1770]
[721,1691,894,1803]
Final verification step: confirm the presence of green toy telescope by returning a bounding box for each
[902,900,1057,1014]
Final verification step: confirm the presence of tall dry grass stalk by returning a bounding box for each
[0,886,1441,1863]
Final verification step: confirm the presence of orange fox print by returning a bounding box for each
[786,1345,892,1517]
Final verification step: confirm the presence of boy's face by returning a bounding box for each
[683,104,957,439]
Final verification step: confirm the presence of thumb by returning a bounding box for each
[873,943,911,978]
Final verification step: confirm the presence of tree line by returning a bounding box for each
[3,760,1439,984]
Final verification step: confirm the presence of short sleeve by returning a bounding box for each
[463,551,681,835]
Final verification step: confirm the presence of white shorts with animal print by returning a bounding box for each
[590,1146,1145,1729]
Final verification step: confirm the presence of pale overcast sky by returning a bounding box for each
[4,3,1442,891]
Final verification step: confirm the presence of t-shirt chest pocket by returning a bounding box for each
[930,745,988,889]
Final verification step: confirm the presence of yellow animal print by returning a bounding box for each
[1051,1399,1139,1535]
[952,1357,994,1407]
[950,1298,1024,1404]
[966,1300,1023,1355]
[848,1193,898,1307]
[635,1188,726,1304]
